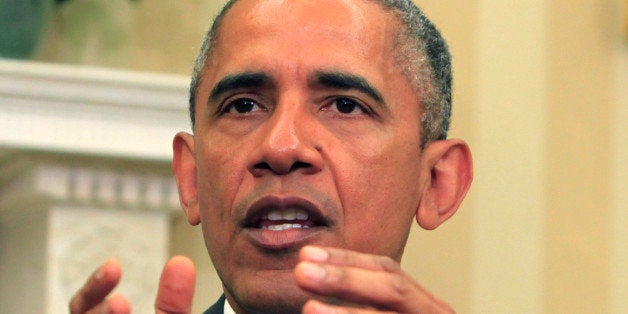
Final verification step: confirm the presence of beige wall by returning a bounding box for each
[37,0,226,75]
[31,0,628,313]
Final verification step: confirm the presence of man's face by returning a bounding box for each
[192,0,426,311]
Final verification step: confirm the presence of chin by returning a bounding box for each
[224,270,314,314]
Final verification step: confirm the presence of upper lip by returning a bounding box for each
[242,195,330,228]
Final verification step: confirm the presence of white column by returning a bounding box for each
[0,60,199,313]
[0,155,180,313]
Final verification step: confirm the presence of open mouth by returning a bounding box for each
[252,208,317,230]
[242,196,329,231]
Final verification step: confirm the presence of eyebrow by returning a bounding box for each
[310,71,384,103]
[208,70,385,105]
[209,72,273,101]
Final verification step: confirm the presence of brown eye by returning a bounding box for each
[225,98,262,114]
[330,98,366,115]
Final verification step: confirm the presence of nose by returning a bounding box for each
[248,103,323,177]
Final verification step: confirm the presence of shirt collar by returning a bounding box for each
[224,298,236,314]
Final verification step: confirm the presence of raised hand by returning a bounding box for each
[69,259,130,314]
[295,246,455,314]
[155,256,196,314]
[69,256,195,314]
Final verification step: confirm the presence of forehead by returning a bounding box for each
[208,0,400,75]
[223,0,387,36]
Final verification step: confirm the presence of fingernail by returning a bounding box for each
[302,246,329,262]
[300,262,327,281]
[307,300,336,314]
[94,264,105,280]
[95,259,115,280]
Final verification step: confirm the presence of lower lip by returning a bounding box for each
[244,227,323,250]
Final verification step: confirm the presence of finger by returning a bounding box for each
[70,259,123,314]
[303,299,396,314]
[85,293,131,314]
[155,256,196,314]
[295,262,452,313]
[300,246,401,273]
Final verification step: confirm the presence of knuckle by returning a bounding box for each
[388,276,417,309]
[329,266,348,287]
[326,266,355,295]
[389,275,413,302]
[377,256,400,273]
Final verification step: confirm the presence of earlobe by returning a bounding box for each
[172,132,201,226]
[416,139,473,230]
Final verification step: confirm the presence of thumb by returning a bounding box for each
[155,256,196,314]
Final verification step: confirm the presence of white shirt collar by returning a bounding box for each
[224,298,236,314]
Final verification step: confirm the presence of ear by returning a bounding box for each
[172,132,200,226]
[416,139,473,230]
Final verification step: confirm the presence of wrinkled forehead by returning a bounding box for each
[195,0,413,107]
[215,0,397,46]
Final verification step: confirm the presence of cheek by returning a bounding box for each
[344,153,422,217]
[332,132,422,255]
[339,129,423,202]
[196,140,250,263]
[195,139,246,223]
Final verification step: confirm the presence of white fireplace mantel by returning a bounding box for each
[0,60,195,313]
[0,59,191,160]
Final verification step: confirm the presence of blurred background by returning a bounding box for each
[0,0,626,313]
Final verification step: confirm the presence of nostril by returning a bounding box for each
[254,162,272,171]
[250,162,272,177]
[251,161,313,176]
[290,161,311,172]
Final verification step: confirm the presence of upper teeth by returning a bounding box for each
[266,223,309,231]
[264,208,309,221]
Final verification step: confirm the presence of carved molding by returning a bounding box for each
[35,164,180,211]
[0,152,180,313]
[48,207,170,314]
[0,61,187,313]
[0,152,179,213]
[0,59,190,159]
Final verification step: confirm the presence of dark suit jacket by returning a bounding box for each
[203,295,226,314]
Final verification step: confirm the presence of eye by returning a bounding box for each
[326,97,368,115]
[223,98,264,114]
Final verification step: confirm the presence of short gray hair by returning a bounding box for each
[188,0,452,147]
